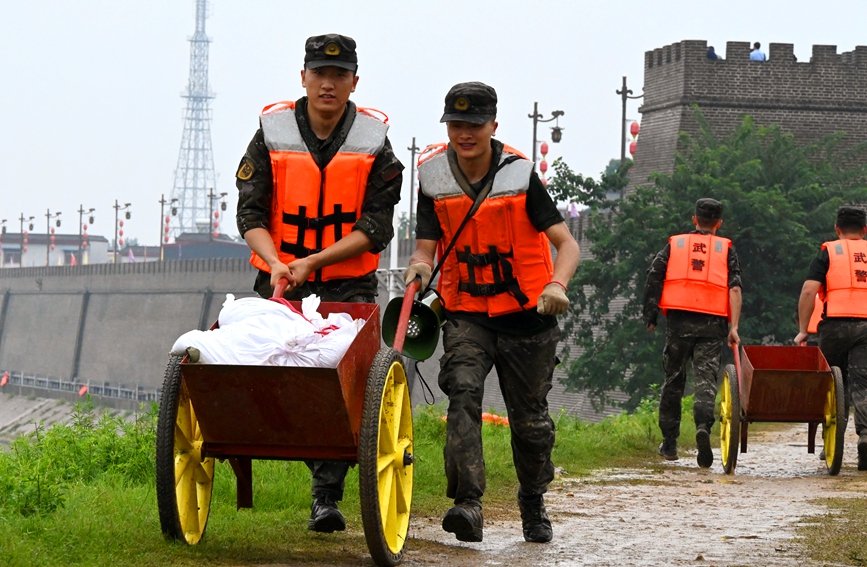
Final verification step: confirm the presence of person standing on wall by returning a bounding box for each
[404,82,580,544]
[643,199,742,468]
[794,206,867,469]
[234,33,403,533]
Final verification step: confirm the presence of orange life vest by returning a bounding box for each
[418,143,554,317]
[659,233,731,318]
[249,101,387,281]
[822,238,867,318]
[807,289,825,334]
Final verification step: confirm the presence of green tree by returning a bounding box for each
[555,113,867,411]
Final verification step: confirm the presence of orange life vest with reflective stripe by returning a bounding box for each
[418,143,554,317]
[659,233,731,318]
[249,101,387,281]
[822,239,867,318]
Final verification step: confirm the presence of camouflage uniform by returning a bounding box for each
[818,320,867,435]
[235,96,404,502]
[643,230,742,440]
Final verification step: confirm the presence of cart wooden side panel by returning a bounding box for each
[740,345,832,422]
[180,302,380,463]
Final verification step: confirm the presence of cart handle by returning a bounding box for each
[273,277,289,299]
[732,343,742,384]
[392,277,420,354]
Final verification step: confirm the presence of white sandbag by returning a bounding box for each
[170,294,362,368]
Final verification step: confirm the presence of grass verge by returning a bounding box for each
[0,395,700,566]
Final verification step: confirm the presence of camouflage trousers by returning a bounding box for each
[256,279,375,501]
[438,319,561,504]
[819,319,867,436]
[658,332,723,440]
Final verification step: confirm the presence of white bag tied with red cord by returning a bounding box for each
[170,294,362,368]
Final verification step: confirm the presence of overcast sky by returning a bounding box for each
[0,0,863,243]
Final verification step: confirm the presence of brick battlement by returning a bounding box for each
[627,39,867,195]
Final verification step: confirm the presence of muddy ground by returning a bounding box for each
[383,421,864,567]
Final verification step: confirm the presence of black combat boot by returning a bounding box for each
[696,426,713,468]
[658,437,678,461]
[308,493,346,533]
[518,492,553,543]
[442,499,483,542]
[858,433,867,471]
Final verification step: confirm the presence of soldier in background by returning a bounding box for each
[234,33,403,533]
[643,199,742,467]
[795,206,867,469]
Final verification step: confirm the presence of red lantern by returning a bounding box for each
[629,141,637,156]
[212,231,219,238]
[165,216,170,223]
[119,230,123,237]
[50,227,55,234]
[214,211,219,218]
[22,246,27,253]
[164,236,169,243]
[23,238,28,244]
[82,241,88,248]
[164,226,170,233]
[540,177,548,187]
[540,142,549,156]
[83,224,88,231]
[50,235,55,242]
[630,122,640,137]
[539,160,548,174]
[213,221,219,229]
[50,244,55,251]
[119,220,124,228]
[118,239,123,246]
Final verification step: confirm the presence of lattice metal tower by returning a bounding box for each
[170,0,216,235]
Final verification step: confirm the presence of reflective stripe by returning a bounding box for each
[260,107,388,155]
[419,149,532,200]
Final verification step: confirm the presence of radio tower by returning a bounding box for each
[170,0,216,236]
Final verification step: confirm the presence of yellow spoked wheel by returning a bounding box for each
[720,364,740,475]
[359,348,414,567]
[824,367,846,476]
[156,355,215,544]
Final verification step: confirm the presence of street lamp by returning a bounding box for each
[159,194,178,261]
[19,214,34,266]
[528,102,565,168]
[45,209,62,267]
[78,205,95,264]
[208,189,227,243]
[113,200,131,264]
[616,76,644,168]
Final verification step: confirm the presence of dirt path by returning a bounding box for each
[399,420,867,567]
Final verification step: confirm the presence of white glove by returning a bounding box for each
[404,262,433,289]
[537,282,569,315]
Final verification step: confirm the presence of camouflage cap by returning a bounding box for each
[695,198,723,220]
[440,82,497,124]
[836,205,867,227]
[304,34,358,71]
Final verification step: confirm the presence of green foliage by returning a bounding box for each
[557,112,867,410]
[0,397,157,516]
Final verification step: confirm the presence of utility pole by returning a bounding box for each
[407,137,420,241]
[159,194,178,261]
[113,200,131,264]
[19,213,33,266]
[78,205,95,263]
[45,209,61,267]
[615,76,643,198]
[528,102,565,169]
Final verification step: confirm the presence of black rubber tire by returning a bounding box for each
[359,348,412,567]
[721,363,740,475]
[826,366,847,476]
[155,354,213,543]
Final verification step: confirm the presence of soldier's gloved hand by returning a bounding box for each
[537,282,569,315]
[404,261,433,289]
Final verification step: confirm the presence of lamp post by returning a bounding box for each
[528,102,564,169]
[45,209,62,267]
[18,214,33,266]
[113,200,131,264]
[616,76,644,168]
[208,189,227,244]
[407,137,420,241]
[0,219,5,266]
[159,194,178,261]
[78,205,95,263]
